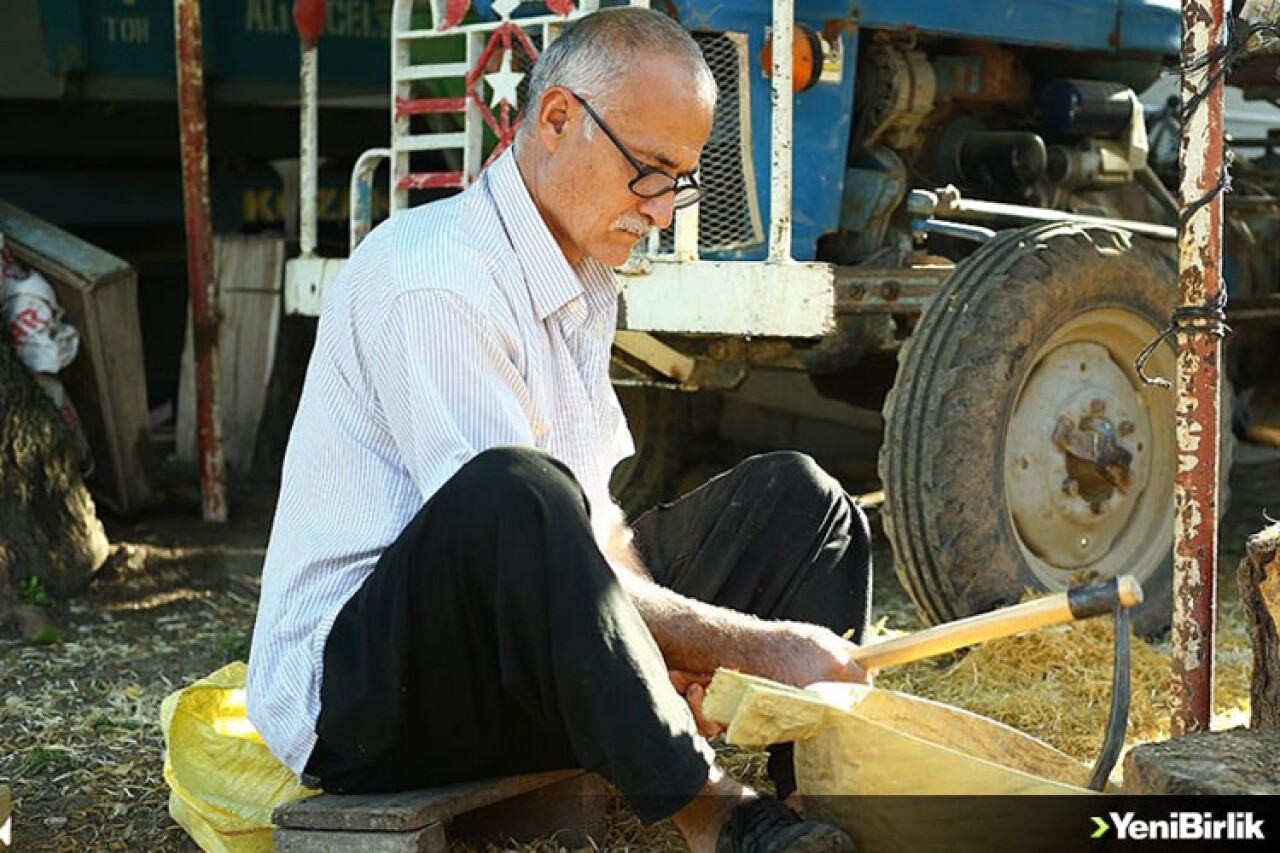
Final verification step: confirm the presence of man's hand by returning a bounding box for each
[754,622,871,689]
[669,669,726,738]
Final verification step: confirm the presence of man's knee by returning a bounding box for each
[431,447,592,534]
[738,450,843,504]
[737,451,870,547]
[391,447,599,601]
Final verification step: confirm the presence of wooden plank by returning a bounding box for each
[450,771,608,849]
[274,822,446,853]
[177,234,283,474]
[273,770,583,832]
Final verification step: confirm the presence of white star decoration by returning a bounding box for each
[493,0,521,21]
[485,50,524,109]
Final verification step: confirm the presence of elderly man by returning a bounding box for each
[248,7,871,852]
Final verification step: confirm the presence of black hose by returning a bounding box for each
[1087,602,1131,791]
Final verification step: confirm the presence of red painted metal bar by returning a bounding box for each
[397,171,467,190]
[293,0,326,46]
[173,0,227,522]
[1171,0,1228,733]
[463,23,531,155]
[441,0,472,31]
[396,96,468,116]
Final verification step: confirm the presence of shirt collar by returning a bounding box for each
[487,148,607,322]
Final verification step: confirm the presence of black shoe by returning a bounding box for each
[716,797,855,853]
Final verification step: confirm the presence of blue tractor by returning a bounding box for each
[279,0,1274,635]
[320,0,1223,633]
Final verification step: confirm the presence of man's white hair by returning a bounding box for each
[514,7,717,152]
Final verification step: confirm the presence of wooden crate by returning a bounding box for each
[0,200,152,514]
[274,771,608,853]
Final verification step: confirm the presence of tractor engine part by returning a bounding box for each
[908,186,1176,241]
[1046,139,1137,190]
[931,42,1031,107]
[855,41,937,151]
[1036,80,1149,189]
[1039,79,1135,138]
[955,131,1048,189]
[911,218,996,243]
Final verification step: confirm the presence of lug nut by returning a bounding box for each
[1118,420,1135,437]
[1062,478,1080,496]
[1090,398,1107,414]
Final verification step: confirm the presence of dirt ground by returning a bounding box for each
[2,415,1278,852]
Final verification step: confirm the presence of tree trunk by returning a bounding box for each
[0,336,108,619]
[1123,728,1280,793]
[1240,523,1280,729]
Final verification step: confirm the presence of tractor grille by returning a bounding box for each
[659,32,763,255]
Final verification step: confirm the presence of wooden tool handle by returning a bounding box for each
[853,575,1142,671]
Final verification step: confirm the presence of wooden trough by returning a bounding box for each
[703,577,1147,852]
[705,672,1095,852]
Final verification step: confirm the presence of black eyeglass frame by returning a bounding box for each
[570,91,703,210]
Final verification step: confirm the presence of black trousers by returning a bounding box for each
[305,447,871,823]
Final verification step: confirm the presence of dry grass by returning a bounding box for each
[875,588,1253,770]
[1,551,256,853]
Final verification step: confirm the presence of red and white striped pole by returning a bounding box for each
[1171,0,1229,734]
[174,0,227,522]
[295,0,327,259]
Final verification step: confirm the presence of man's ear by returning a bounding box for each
[536,87,573,152]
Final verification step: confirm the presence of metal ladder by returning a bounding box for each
[350,0,648,250]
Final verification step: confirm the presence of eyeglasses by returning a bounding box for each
[571,92,702,210]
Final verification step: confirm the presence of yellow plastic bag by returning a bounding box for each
[160,662,318,853]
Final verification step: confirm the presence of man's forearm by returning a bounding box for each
[603,508,867,688]
[615,567,769,675]
[605,510,781,677]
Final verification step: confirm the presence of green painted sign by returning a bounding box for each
[35,0,394,96]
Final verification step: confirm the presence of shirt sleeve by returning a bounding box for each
[369,286,536,502]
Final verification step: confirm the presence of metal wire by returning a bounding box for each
[1133,16,1273,388]
[1135,291,1232,389]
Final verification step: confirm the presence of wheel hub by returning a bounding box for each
[1005,341,1152,567]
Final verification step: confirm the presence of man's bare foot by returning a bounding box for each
[671,767,852,853]
[671,765,755,853]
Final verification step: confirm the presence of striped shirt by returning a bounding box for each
[247,150,635,778]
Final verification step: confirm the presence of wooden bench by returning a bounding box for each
[273,770,609,852]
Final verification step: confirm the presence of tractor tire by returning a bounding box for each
[611,386,693,519]
[880,222,1229,637]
